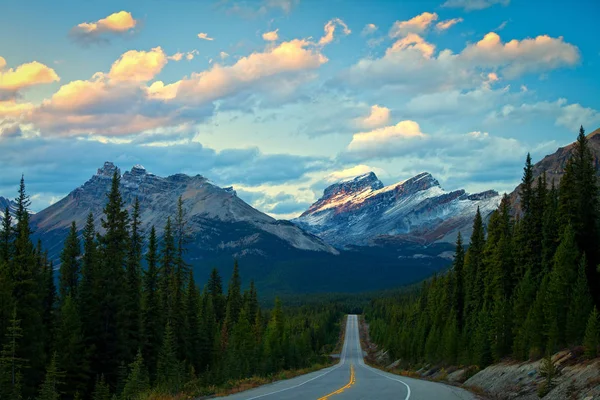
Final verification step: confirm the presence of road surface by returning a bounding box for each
[222,314,475,399]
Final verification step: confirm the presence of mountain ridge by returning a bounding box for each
[293,171,501,247]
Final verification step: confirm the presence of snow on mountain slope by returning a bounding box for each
[0,196,23,222]
[31,162,337,259]
[293,172,501,247]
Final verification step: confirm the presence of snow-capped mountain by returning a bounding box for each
[31,162,337,259]
[0,196,18,221]
[293,171,501,247]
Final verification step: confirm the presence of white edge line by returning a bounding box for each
[242,317,353,400]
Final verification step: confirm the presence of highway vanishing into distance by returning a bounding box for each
[222,315,475,399]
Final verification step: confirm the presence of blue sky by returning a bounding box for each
[1,0,599,218]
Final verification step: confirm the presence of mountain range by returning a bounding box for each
[2,128,599,294]
[293,172,500,247]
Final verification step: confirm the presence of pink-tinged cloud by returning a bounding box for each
[171,39,328,103]
[389,12,438,38]
[263,29,279,41]
[318,18,351,46]
[108,47,168,82]
[344,31,579,93]
[0,58,59,95]
[442,0,510,11]
[436,18,463,31]
[71,11,138,43]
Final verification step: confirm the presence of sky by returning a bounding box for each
[1,0,599,219]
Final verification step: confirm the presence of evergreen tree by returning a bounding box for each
[96,170,129,386]
[0,205,12,263]
[37,352,62,400]
[157,322,180,392]
[566,256,593,345]
[92,375,111,400]
[199,289,216,372]
[124,197,143,364]
[184,271,201,372]
[121,350,149,400]
[159,217,175,321]
[583,307,599,359]
[452,233,465,329]
[0,307,25,399]
[59,221,81,301]
[225,260,243,332]
[56,295,89,399]
[208,268,226,324]
[141,226,161,381]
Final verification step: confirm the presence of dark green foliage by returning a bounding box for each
[59,222,81,300]
[583,307,599,359]
[366,129,600,368]
[37,352,62,400]
[0,174,344,399]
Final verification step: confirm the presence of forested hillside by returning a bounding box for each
[0,172,343,399]
[367,126,600,371]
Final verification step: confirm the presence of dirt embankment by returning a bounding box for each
[358,316,600,400]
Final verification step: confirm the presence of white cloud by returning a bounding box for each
[342,31,580,93]
[354,105,391,129]
[361,24,378,36]
[70,11,138,43]
[487,98,600,130]
[108,47,168,82]
[442,0,510,11]
[325,164,387,182]
[262,29,279,41]
[346,120,426,156]
[319,18,351,46]
[0,58,59,96]
[436,18,463,31]
[198,32,214,41]
[389,12,438,38]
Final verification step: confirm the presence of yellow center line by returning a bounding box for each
[317,364,356,400]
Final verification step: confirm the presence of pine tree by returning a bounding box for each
[520,153,534,216]
[0,205,12,263]
[546,225,579,351]
[141,226,161,382]
[452,233,465,329]
[121,350,149,400]
[59,221,81,301]
[56,295,89,399]
[160,217,176,321]
[0,307,25,399]
[124,197,143,364]
[37,352,63,400]
[96,170,129,386]
[11,176,45,395]
[566,256,593,345]
[92,375,111,400]
[583,307,599,359]
[463,208,486,343]
[199,289,216,372]
[208,268,226,324]
[157,322,180,392]
[225,260,243,332]
[184,271,201,372]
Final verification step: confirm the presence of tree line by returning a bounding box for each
[366,126,600,368]
[0,171,343,399]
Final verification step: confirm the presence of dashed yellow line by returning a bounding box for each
[317,364,355,400]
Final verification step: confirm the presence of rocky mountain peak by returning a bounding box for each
[395,172,439,195]
[322,172,384,200]
[96,161,120,178]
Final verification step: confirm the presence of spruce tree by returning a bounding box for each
[0,307,25,399]
[208,268,226,324]
[0,205,12,263]
[59,221,81,301]
[37,352,62,400]
[452,233,465,329]
[566,256,593,345]
[583,307,599,359]
[225,260,243,331]
[157,322,180,392]
[96,170,129,386]
[184,271,201,372]
[160,217,176,321]
[92,375,111,400]
[121,350,149,400]
[141,226,161,381]
[124,197,143,364]
[55,295,89,399]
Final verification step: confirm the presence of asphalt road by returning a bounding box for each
[221,314,475,399]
